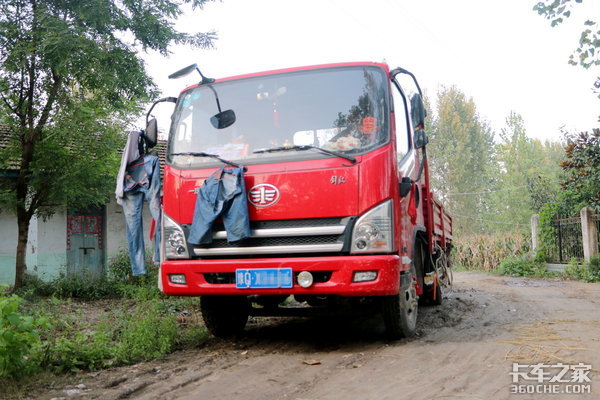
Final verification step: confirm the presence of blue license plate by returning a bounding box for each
[235,268,293,289]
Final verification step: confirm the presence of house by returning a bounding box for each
[0,127,166,285]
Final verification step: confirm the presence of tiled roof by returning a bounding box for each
[0,125,20,170]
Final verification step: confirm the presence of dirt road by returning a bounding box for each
[40,272,600,400]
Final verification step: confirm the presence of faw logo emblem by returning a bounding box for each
[248,184,280,207]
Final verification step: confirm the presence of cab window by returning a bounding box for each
[391,82,411,158]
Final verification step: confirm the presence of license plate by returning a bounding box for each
[235,268,293,289]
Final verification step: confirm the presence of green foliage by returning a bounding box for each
[15,272,118,301]
[534,0,599,69]
[496,256,549,278]
[15,250,162,301]
[0,295,49,378]
[0,0,217,288]
[488,112,564,229]
[110,301,179,364]
[560,129,600,211]
[427,86,496,235]
[46,330,114,373]
[106,250,135,283]
[427,91,563,236]
[8,296,208,376]
[41,301,179,372]
[535,129,599,259]
[2,250,207,378]
[588,255,600,280]
[452,231,530,272]
[564,256,600,282]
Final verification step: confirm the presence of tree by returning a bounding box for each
[561,128,600,211]
[0,0,216,288]
[534,0,600,96]
[489,112,564,228]
[427,86,497,235]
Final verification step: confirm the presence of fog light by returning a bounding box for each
[355,238,368,250]
[353,271,377,282]
[297,271,314,288]
[169,274,187,284]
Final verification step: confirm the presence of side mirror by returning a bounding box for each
[410,93,427,129]
[414,129,429,149]
[399,177,412,198]
[210,109,236,129]
[144,118,158,148]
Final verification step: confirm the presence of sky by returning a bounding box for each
[141,0,599,143]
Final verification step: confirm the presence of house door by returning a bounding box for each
[67,207,104,277]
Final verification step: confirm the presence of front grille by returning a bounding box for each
[187,217,354,257]
[212,217,343,230]
[200,235,341,248]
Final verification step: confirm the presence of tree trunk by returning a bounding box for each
[14,209,30,289]
[13,132,35,289]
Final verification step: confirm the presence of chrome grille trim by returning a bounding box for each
[212,225,346,239]
[193,243,343,256]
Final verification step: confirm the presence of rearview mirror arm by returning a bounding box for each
[145,97,177,125]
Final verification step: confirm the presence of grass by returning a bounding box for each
[0,250,208,393]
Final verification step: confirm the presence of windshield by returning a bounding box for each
[167,66,390,168]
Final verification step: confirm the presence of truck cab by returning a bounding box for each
[154,62,453,339]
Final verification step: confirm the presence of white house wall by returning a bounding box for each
[34,211,67,281]
[1,198,155,285]
[0,210,67,285]
[0,212,19,285]
[105,197,156,268]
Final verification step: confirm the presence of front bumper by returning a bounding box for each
[160,255,403,297]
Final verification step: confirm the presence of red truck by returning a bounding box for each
[145,62,453,339]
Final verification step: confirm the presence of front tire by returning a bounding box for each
[382,266,418,339]
[200,295,249,338]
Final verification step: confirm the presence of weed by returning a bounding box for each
[110,301,179,364]
[453,231,530,272]
[587,255,600,281]
[564,256,600,283]
[0,295,50,378]
[496,256,549,278]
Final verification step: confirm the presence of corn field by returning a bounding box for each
[452,231,531,272]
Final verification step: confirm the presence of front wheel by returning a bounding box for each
[381,268,418,339]
[200,295,249,338]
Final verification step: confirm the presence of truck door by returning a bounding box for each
[391,80,417,252]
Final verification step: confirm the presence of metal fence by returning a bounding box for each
[551,217,584,263]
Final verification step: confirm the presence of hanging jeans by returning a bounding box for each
[122,154,161,276]
[188,167,251,245]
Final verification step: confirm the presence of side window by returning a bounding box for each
[391,82,411,158]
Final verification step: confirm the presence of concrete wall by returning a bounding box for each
[0,211,68,285]
[105,197,155,266]
[33,211,67,281]
[1,198,156,285]
[0,212,18,285]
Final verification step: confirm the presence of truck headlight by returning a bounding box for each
[163,213,190,259]
[351,200,393,253]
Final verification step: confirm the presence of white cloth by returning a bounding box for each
[115,130,141,206]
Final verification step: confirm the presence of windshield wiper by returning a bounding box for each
[253,145,357,164]
[171,152,245,170]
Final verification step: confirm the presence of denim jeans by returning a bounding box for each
[122,154,161,276]
[188,167,251,245]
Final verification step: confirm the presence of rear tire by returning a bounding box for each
[382,265,418,339]
[200,295,249,338]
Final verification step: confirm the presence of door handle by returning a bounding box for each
[79,247,94,255]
